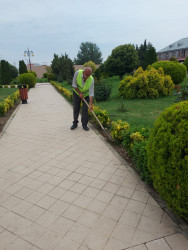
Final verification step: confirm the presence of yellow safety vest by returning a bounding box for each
[74,70,93,97]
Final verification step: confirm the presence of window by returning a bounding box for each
[182,50,185,57]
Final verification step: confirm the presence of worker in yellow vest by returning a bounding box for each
[71,67,94,131]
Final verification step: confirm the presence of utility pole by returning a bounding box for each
[24,48,34,71]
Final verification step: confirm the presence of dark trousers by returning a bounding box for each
[73,91,90,126]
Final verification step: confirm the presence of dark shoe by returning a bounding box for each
[70,124,77,130]
[83,125,89,131]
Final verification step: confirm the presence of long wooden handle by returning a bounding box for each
[82,98,105,131]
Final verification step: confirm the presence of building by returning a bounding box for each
[27,63,47,78]
[157,37,188,62]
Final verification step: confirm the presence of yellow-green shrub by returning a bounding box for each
[89,105,110,127]
[151,61,187,84]
[110,120,130,142]
[147,101,188,221]
[51,81,73,101]
[19,73,36,88]
[119,67,174,99]
[0,90,19,115]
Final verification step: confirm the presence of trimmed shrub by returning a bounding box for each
[0,90,19,115]
[110,120,130,142]
[83,60,97,73]
[28,70,37,77]
[89,106,110,128]
[147,101,188,221]
[43,72,48,78]
[119,67,174,99]
[47,73,55,81]
[50,81,73,102]
[132,140,152,185]
[151,61,187,84]
[19,73,36,88]
[94,81,112,101]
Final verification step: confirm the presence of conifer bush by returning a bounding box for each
[119,67,174,99]
[151,61,186,84]
[147,101,188,221]
[19,73,36,88]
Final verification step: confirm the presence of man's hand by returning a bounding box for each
[89,103,93,111]
[79,93,84,99]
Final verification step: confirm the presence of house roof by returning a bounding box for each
[157,37,188,53]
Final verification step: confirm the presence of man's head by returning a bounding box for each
[83,67,92,80]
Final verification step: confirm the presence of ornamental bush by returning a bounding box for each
[110,120,130,142]
[47,73,55,81]
[28,70,37,77]
[89,106,110,128]
[147,101,188,221]
[19,73,36,88]
[83,60,97,73]
[151,61,187,84]
[94,80,112,101]
[119,67,174,99]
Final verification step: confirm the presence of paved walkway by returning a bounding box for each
[0,83,187,250]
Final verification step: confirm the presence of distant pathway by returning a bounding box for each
[0,83,187,250]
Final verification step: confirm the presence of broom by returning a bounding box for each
[82,97,111,140]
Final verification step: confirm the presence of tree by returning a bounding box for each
[0,60,11,84]
[83,60,97,73]
[137,40,157,69]
[104,44,139,78]
[145,44,158,67]
[9,64,18,78]
[19,60,28,74]
[75,42,103,64]
[51,53,74,83]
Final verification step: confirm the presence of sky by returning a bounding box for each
[0,0,187,68]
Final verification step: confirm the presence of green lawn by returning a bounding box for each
[57,81,72,91]
[96,76,188,128]
[0,88,18,103]
[58,76,188,128]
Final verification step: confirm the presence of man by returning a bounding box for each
[70,67,94,131]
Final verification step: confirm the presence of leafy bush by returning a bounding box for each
[169,56,178,62]
[147,101,188,221]
[110,120,130,142]
[19,73,36,88]
[43,72,48,78]
[132,140,152,185]
[47,73,55,81]
[151,61,187,84]
[119,67,174,99]
[10,85,15,88]
[51,81,73,102]
[36,78,48,83]
[183,56,188,71]
[28,70,37,77]
[0,90,19,115]
[83,60,97,73]
[89,106,110,128]
[94,80,112,101]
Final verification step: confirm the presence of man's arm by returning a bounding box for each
[89,79,94,110]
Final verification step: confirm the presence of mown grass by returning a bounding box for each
[57,81,72,91]
[58,76,188,128]
[0,88,18,103]
[97,76,188,128]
